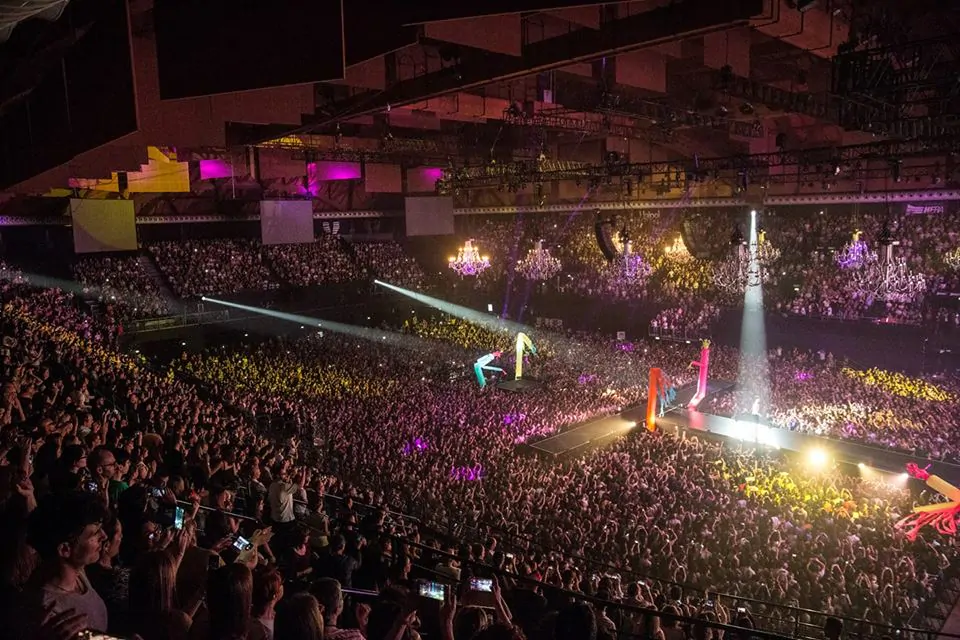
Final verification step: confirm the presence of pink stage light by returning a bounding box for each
[199,159,233,180]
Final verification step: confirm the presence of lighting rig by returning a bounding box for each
[501,108,674,143]
[593,91,765,139]
[438,135,960,192]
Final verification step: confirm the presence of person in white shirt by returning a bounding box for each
[268,462,308,527]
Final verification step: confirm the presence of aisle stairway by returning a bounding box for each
[137,254,177,300]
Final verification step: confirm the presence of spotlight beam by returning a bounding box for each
[201,297,425,350]
[3,270,184,315]
[374,280,529,335]
[737,209,770,412]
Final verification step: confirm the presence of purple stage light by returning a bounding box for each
[199,159,233,180]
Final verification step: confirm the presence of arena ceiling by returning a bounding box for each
[1,0,959,200]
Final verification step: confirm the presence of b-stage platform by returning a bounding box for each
[526,380,735,459]
[497,378,543,393]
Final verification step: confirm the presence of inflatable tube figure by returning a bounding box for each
[688,340,711,409]
[895,463,960,540]
[515,332,537,380]
[473,351,505,388]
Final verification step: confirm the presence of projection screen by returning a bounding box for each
[260,200,315,245]
[404,196,455,237]
[70,199,138,254]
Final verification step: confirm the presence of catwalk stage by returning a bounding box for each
[527,380,960,483]
[527,380,735,459]
[655,408,960,483]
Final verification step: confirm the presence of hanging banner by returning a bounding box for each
[905,204,944,215]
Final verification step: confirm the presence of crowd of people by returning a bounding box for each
[57,205,959,337]
[701,348,960,460]
[74,255,172,320]
[649,304,720,341]
[3,206,960,640]
[266,235,364,287]
[149,239,280,297]
[168,313,955,634]
[352,241,427,290]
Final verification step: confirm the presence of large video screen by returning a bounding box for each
[405,197,455,237]
[260,200,315,245]
[71,199,137,254]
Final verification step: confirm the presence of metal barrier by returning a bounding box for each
[125,309,230,333]
[191,477,960,640]
[428,515,956,640]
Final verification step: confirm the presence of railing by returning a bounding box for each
[426,513,955,640]
[179,466,960,640]
[125,309,230,333]
[648,325,709,343]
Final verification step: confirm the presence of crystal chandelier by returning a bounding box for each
[836,230,874,269]
[448,239,490,276]
[620,240,653,280]
[945,247,960,270]
[663,235,693,263]
[714,237,774,295]
[852,243,926,303]
[714,244,752,293]
[516,239,562,281]
[755,230,781,267]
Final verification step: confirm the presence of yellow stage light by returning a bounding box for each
[807,448,829,468]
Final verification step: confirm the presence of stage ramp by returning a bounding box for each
[528,413,639,458]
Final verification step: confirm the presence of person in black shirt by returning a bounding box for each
[316,534,360,589]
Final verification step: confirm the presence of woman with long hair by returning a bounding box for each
[128,550,193,640]
[274,592,324,640]
[206,563,253,640]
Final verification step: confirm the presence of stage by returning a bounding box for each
[528,412,638,458]
[526,380,735,459]
[497,378,543,393]
[655,408,960,484]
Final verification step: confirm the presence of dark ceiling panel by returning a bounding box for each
[343,2,417,66]
[154,0,345,100]
[317,0,764,126]
[0,0,135,189]
[393,1,609,25]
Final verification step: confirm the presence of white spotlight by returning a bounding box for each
[807,448,829,468]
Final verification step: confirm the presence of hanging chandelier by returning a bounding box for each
[620,241,653,280]
[603,240,652,289]
[663,235,693,263]
[836,230,874,269]
[755,230,781,266]
[945,247,960,270]
[448,239,490,277]
[714,236,775,295]
[714,243,753,294]
[516,239,562,281]
[852,243,927,303]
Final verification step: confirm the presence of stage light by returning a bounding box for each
[807,448,829,468]
[900,472,909,480]
[857,462,866,468]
